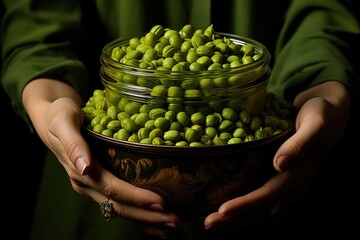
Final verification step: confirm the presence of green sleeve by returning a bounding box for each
[268,0,360,103]
[1,0,89,127]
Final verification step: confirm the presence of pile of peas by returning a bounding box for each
[109,24,262,72]
[82,24,295,146]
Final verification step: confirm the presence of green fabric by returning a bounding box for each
[1,0,360,239]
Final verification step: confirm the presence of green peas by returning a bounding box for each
[82,24,295,147]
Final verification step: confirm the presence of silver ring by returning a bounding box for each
[100,198,116,222]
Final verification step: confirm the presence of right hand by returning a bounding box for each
[22,78,181,238]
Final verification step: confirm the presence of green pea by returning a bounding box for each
[162,45,176,58]
[250,116,261,131]
[255,128,268,139]
[93,124,105,134]
[101,129,113,137]
[140,138,152,144]
[233,128,246,138]
[107,105,120,119]
[169,121,182,131]
[144,32,157,47]
[143,48,158,62]
[169,34,182,50]
[150,24,165,39]
[121,118,138,132]
[107,120,122,131]
[219,132,232,141]
[154,117,170,131]
[175,141,189,147]
[186,51,199,64]
[228,138,243,144]
[239,110,251,124]
[218,119,234,132]
[163,57,177,69]
[151,85,168,97]
[189,62,205,71]
[125,49,142,60]
[213,136,227,145]
[189,142,203,147]
[199,78,214,90]
[149,128,164,140]
[185,128,201,143]
[138,127,151,140]
[176,111,190,127]
[168,86,184,97]
[181,40,193,53]
[100,115,113,127]
[124,101,142,115]
[207,62,223,70]
[128,133,140,143]
[278,119,290,130]
[184,89,202,98]
[90,116,101,128]
[222,107,237,121]
[144,119,156,130]
[200,135,213,146]
[191,112,205,125]
[164,130,181,142]
[116,129,131,141]
[134,113,150,127]
[149,108,166,120]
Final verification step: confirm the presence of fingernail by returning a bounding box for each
[150,203,164,211]
[204,224,212,230]
[276,155,289,171]
[76,157,88,175]
[164,222,178,229]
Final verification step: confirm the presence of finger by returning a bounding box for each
[205,207,267,230]
[204,171,290,228]
[273,103,323,172]
[47,98,92,175]
[74,159,168,210]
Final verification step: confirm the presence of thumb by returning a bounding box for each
[272,117,318,172]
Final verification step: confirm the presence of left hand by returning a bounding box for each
[203,81,350,230]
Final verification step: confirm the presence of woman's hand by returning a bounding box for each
[203,81,350,230]
[22,78,181,238]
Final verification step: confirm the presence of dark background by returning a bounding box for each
[1,2,46,238]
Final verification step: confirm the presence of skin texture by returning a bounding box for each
[22,78,350,238]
